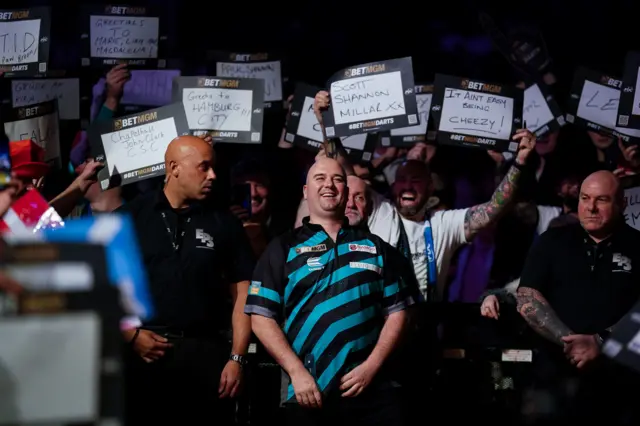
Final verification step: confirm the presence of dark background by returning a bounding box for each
[4,0,637,91]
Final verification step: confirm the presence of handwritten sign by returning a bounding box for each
[285,83,325,151]
[431,74,523,152]
[0,8,51,77]
[3,100,60,165]
[523,83,565,138]
[172,76,264,144]
[216,54,283,105]
[624,186,640,231]
[567,67,640,144]
[388,84,434,145]
[89,102,189,189]
[12,78,80,120]
[617,52,640,130]
[322,57,418,138]
[82,6,165,68]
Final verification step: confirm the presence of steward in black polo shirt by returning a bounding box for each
[517,170,640,425]
[118,136,254,425]
[246,158,414,426]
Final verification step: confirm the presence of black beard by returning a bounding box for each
[397,201,427,220]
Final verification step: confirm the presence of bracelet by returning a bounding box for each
[129,328,140,346]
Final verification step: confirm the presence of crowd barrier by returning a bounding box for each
[240,302,537,425]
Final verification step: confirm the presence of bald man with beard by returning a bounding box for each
[516,170,640,425]
[118,136,255,425]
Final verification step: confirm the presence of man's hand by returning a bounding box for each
[290,367,322,408]
[618,138,640,171]
[105,64,130,101]
[407,143,436,164]
[130,329,173,363]
[339,359,380,397]
[487,150,504,166]
[218,360,243,398]
[562,334,600,368]
[480,294,500,319]
[313,91,330,126]
[230,204,250,222]
[75,159,104,193]
[197,133,213,145]
[513,129,536,165]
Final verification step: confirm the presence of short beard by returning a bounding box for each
[397,201,427,221]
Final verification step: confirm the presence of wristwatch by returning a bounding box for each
[229,354,248,366]
[596,330,611,347]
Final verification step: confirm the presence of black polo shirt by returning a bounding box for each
[117,189,255,333]
[520,222,640,335]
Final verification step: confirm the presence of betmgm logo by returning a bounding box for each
[104,5,146,14]
[460,79,502,94]
[114,111,158,130]
[343,63,386,78]
[17,104,50,119]
[600,75,622,89]
[197,78,240,89]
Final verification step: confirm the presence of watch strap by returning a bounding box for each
[230,354,247,365]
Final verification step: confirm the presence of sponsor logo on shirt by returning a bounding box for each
[195,229,214,249]
[612,253,632,273]
[249,281,261,295]
[348,244,377,254]
[296,244,327,254]
[307,257,324,271]
[349,262,382,275]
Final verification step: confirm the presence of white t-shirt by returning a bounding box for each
[367,190,401,247]
[536,205,562,235]
[400,209,468,300]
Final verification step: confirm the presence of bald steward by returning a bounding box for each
[578,170,623,241]
[165,135,214,174]
[164,135,216,206]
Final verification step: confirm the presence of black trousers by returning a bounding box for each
[124,336,235,425]
[285,382,406,426]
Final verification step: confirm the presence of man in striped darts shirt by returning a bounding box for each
[245,157,413,426]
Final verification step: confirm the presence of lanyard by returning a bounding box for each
[423,220,438,292]
[160,211,191,251]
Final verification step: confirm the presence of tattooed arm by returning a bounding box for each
[463,164,521,241]
[463,129,536,241]
[516,286,573,345]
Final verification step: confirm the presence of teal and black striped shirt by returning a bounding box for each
[245,217,414,403]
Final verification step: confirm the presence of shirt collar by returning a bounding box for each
[581,221,625,248]
[154,188,201,214]
[302,216,350,232]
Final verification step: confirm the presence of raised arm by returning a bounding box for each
[463,129,536,241]
[516,286,573,345]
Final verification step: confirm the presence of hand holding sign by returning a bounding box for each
[512,128,536,165]
[74,159,104,193]
[105,64,131,102]
[321,57,417,138]
[618,138,640,171]
[314,90,330,126]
